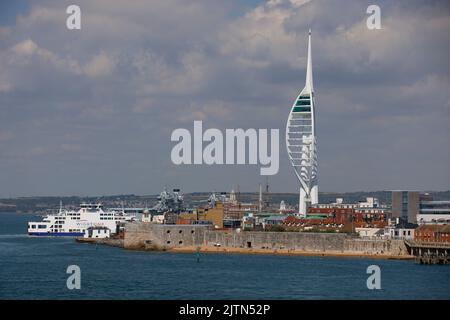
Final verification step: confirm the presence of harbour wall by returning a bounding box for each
[123,222,409,255]
[124,222,210,250]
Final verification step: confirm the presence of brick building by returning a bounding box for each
[414,225,450,243]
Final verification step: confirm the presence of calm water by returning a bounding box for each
[0,212,449,300]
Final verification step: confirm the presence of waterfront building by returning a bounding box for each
[315,197,383,210]
[223,202,258,229]
[83,226,111,239]
[142,209,165,223]
[279,200,286,212]
[415,225,450,243]
[392,191,450,225]
[286,30,318,216]
[309,197,387,228]
[141,209,151,222]
[358,197,380,208]
[391,191,420,224]
[417,194,450,224]
[177,201,224,229]
[386,225,415,240]
[262,215,288,230]
[242,213,256,230]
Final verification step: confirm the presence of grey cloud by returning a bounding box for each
[0,0,449,197]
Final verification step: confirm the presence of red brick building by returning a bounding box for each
[415,225,450,243]
[307,207,387,228]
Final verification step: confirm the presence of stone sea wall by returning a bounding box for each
[123,222,409,256]
[205,230,346,252]
[124,222,210,250]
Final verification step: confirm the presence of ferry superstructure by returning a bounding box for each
[27,203,134,236]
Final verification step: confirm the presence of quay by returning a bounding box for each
[76,237,124,248]
[405,240,450,265]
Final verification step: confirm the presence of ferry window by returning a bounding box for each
[31,225,36,229]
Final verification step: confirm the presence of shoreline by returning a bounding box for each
[76,238,415,261]
[169,245,415,260]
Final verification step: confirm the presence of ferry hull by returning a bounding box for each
[28,232,84,237]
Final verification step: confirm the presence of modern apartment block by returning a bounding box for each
[417,193,450,225]
[391,191,420,224]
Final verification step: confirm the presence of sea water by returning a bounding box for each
[0,212,449,300]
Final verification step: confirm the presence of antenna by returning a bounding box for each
[259,183,262,213]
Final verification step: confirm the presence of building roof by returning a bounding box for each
[417,225,450,233]
[306,215,327,219]
[264,215,288,221]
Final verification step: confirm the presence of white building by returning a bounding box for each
[84,226,111,239]
[279,201,286,212]
[386,227,414,240]
[141,210,165,224]
[359,197,380,208]
[417,200,450,225]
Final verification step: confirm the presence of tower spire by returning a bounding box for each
[305,29,313,93]
[286,28,318,216]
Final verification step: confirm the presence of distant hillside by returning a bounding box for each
[2,190,449,213]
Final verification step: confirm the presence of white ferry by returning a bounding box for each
[27,203,135,237]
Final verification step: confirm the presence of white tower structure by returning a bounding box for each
[286,30,318,216]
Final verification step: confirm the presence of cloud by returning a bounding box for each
[0,131,14,142]
[83,52,115,77]
[0,0,449,196]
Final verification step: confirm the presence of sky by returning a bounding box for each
[0,0,449,197]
